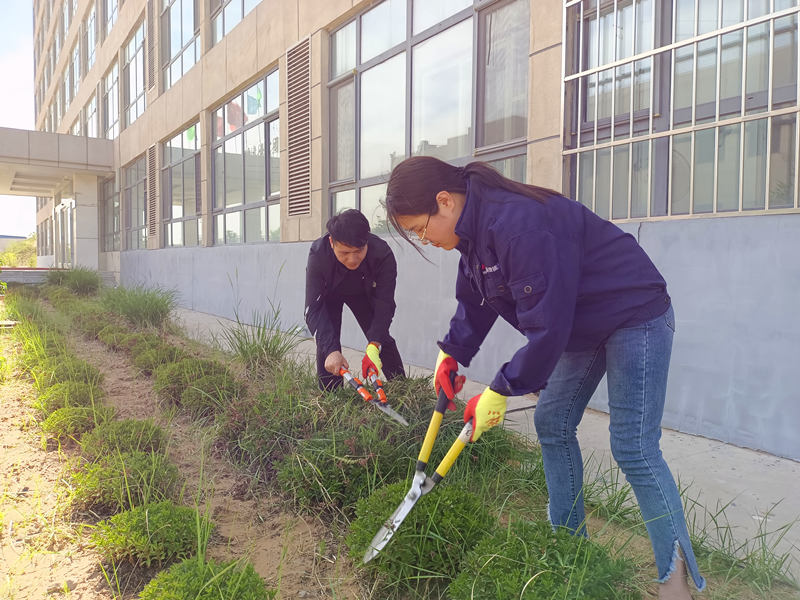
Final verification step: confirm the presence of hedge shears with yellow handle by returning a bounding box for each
[339,366,409,427]
[363,372,471,563]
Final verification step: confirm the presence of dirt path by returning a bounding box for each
[1,328,362,599]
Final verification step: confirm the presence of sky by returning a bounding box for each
[0,0,36,238]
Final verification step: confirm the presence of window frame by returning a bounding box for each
[123,21,147,127]
[103,63,119,139]
[124,156,148,251]
[162,122,203,248]
[100,175,121,252]
[161,0,201,90]
[210,0,261,46]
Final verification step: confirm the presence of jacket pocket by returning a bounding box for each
[510,272,547,330]
[484,271,510,298]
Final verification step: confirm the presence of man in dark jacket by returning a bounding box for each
[305,209,405,390]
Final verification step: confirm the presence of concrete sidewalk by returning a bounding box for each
[175,307,800,572]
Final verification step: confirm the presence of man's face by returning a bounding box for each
[330,238,368,270]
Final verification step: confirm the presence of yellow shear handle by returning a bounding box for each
[417,411,443,468]
[431,420,473,484]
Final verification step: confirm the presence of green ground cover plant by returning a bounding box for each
[98,324,134,350]
[138,556,277,600]
[41,405,116,438]
[101,284,179,328]
[80,418,166,460]
[33,381,104,417]
[133,345,189,376]
[180,374,244,418]
[153,358,231,404]
[91,500,206,567]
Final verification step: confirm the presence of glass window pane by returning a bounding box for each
[769,113,796,209]
[612,144,630,219]
[225,135,244,207]
[412,19,472,162]
[361,52,406,178]
[170,1,182,58]
[185,219,199,246]
[746,23,770,115]
[633,58,651,136]
[245,81,265,121]
[675,0,695,42]
[245,206,265,243]
[269,119,280,196]
[748,0,769,19]
[225,96,246,132]
[698,0,717,35]
[184,155,196,215]
[578,150,594,209]
[673,45,694,128]
[172,162,183,218]
[226,211,242,243]
[615,64,631,140]
[413,0,471,35]
[331,21,356,79]
[482,0,529,146]
[244,126,266,204]
[631,140,649,217]
[671,133,692,215]
[693,128,715,213]
[598,4,614,66]
[171,221,183,246]
[743,118,768,210]
[720,31,743,118]
[244,0,260,17]
[333,189,356,214]
[635,0,653,54]
[696,38,717,124]
[268,203,280,241]
[776,0,799,9]
[213,107,224,140]
[616,0,634,60]
[224,0,242,34]
[772,15,798,110]
[595,147,611,219]
[215,213,225,244]
[583,10,598,70]
[487,155,527,183]
[331,80,355,181]
[212,13,222,45]
[213,146,224,208]
[717,123,741,211]
[721,0,743,28]
[266,70,279,113]
[361,0,406,63]
[361,184,388,234]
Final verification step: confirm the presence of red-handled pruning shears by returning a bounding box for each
[339,367,409,427]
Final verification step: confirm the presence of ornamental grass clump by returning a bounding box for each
[180,374,243,418]
[33,381,103,417]
[98,324,132,350]
[62,266,104,296]
[70,451,180,512]
[81,418,166,460]
[347,482,496,596]
[102,284,179,328]
[33,355,104,388]
[449,519,641,600]
[91,500,206,567]
[153,358,231,404]
[133,345,188,376]
[41,405,116,438]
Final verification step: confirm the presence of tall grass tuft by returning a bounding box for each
[62,266,104,296]
[102,285,179,328]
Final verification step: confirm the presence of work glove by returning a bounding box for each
[361,343,382,378]
[463,387,508,442]
[434,349,466,411]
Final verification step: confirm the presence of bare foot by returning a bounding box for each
[658,556,693,600]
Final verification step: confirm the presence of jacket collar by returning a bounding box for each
[454,180,478,254]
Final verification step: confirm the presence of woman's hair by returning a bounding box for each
[384,156,560,244]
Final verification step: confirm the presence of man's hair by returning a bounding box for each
[327,209,370,248]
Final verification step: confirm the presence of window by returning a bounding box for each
[85,93,98,137]
[124,22,146,126]
[328,0,529,232]
[211,70,280,244]
[125,157,147,250]
[163,123,203,247]
[70,39,81,100]
[70,116,81,135]
[211,0,262,46]
[564,0,800,219]
[103,64,119,139]
[84,3,97,74]
[104,0,118,37]
[101,175,121,251]
[162,0,201,90]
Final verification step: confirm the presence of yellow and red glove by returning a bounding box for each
[463,387,508,442]
[361,343,382,378]
[434,350,466,411]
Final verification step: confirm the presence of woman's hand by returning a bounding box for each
[434,350,466,411]
[463,387,508,442]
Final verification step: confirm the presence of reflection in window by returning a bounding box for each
[103,64,119,139]
[212,0,262,46]
[124,22,146,126]
[163,123,202,248]
[162,0,201,90]
[361,53,406,179]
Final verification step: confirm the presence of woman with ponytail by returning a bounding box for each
[385,156,704,599]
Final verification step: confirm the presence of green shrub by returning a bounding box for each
[180,374,243,417]
[45,270,70,286]
[153,359,231,404]
[33,381,103,416]
[81,419,166,460]
[139,556,276,600]
[347,482,496,594]
[97,325,132,350]
[120,332,164,356]
[33,355,103,388]
[449,520,641,600]
[41,405,115,438]
[133,346,188,376]
[101,285,179,328]
[70,451,180,512]
[63,266,104,296]
[91,501,206,567]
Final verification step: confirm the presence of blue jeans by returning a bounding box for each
[533,305,705,590]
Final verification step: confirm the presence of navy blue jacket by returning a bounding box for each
[439,181,670,397]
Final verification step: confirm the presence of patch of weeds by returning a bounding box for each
[121,332,164,356]
[102,285,179,328]
[81,419,166,460]
[73,310,115,339]
[348,482,496,597]
[33,355,104,388]
[70,450,180,512]
[98,325,133,350]
[91,500,207,567]
[138,556,277,600]
[133,346,189,376]
[153,358,231,404]
[41,405,116,438]
[449,519,641,600]
[180,374,243,418]
[33,381,104,417]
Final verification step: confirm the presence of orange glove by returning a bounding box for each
[434,350,466,411]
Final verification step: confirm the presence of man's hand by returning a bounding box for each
[362,342,382,378]
[325,351,349,375]
[434,350,466,411]
[463,387,508,442]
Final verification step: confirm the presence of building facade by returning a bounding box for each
[15,0,800,459]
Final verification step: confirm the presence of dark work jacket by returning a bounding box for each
[439,181,670,397]
[305,233,399,359]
